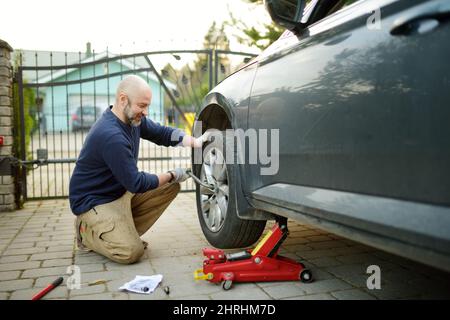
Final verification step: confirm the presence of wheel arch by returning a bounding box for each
[192,92,275,221]
[194,92,234,132]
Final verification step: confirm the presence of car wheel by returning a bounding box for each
[195,131,266,249]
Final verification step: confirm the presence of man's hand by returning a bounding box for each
[192,130,213,148]
[168,168,190,183]
[181,129,215,148]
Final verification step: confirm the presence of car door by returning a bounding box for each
[246,0,450,206]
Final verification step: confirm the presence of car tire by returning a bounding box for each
[194,130,266,249]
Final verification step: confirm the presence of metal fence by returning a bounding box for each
[14,49,257,200]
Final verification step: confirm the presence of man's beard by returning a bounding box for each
[124,101,142,127]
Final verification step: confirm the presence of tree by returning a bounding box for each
[161,22,231,116]
[226,0,284,50]
[203,21,231,51]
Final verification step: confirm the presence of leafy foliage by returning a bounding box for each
[11,50,38,208]
[162,22,231,114]
[12,50,36,161]
[226,0,284,50]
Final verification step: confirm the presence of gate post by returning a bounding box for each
[0,39,15,211]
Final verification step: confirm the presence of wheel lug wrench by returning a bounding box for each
[186,169,215,192]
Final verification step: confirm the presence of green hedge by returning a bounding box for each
[12,52,37,208]
[12,81,35,161]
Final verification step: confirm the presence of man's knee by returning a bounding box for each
[109,242,145,264]
[168,182,181,198]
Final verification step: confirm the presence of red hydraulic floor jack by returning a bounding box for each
[194,217,313,290]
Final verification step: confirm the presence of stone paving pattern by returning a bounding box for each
[1,193,450,300]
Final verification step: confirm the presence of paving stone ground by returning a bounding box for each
[1,193,449,300]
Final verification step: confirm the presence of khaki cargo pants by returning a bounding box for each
[75,182,180,264]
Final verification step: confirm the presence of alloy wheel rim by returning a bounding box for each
[200,147,229,232]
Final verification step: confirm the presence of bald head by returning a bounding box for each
[112,75,152,126]
[115,75,151,103]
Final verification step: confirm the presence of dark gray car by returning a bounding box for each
[192,0,450,272]
[71,106,103,132]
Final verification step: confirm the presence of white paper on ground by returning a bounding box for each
[118,274,163,294]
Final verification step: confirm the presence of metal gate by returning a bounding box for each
[15,49,257,200]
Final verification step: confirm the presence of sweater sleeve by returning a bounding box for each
[140,117,185,147]
[102,134,159,193]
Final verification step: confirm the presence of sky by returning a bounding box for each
[0,0,272,54]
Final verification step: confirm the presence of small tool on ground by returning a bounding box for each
[88,279,107,286]
[31,276,64,300]
[163,286,170,295]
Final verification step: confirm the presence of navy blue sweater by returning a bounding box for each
[69,106,185,215]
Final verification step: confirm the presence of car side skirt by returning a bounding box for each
[249,183,450,273]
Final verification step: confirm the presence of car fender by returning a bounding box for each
[193,92,274,221]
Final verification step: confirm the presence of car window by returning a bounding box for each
[305,0,363,26]
[78,107,98,115]
[326,0,361,15]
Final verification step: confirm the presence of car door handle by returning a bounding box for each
[390,0,450,36]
